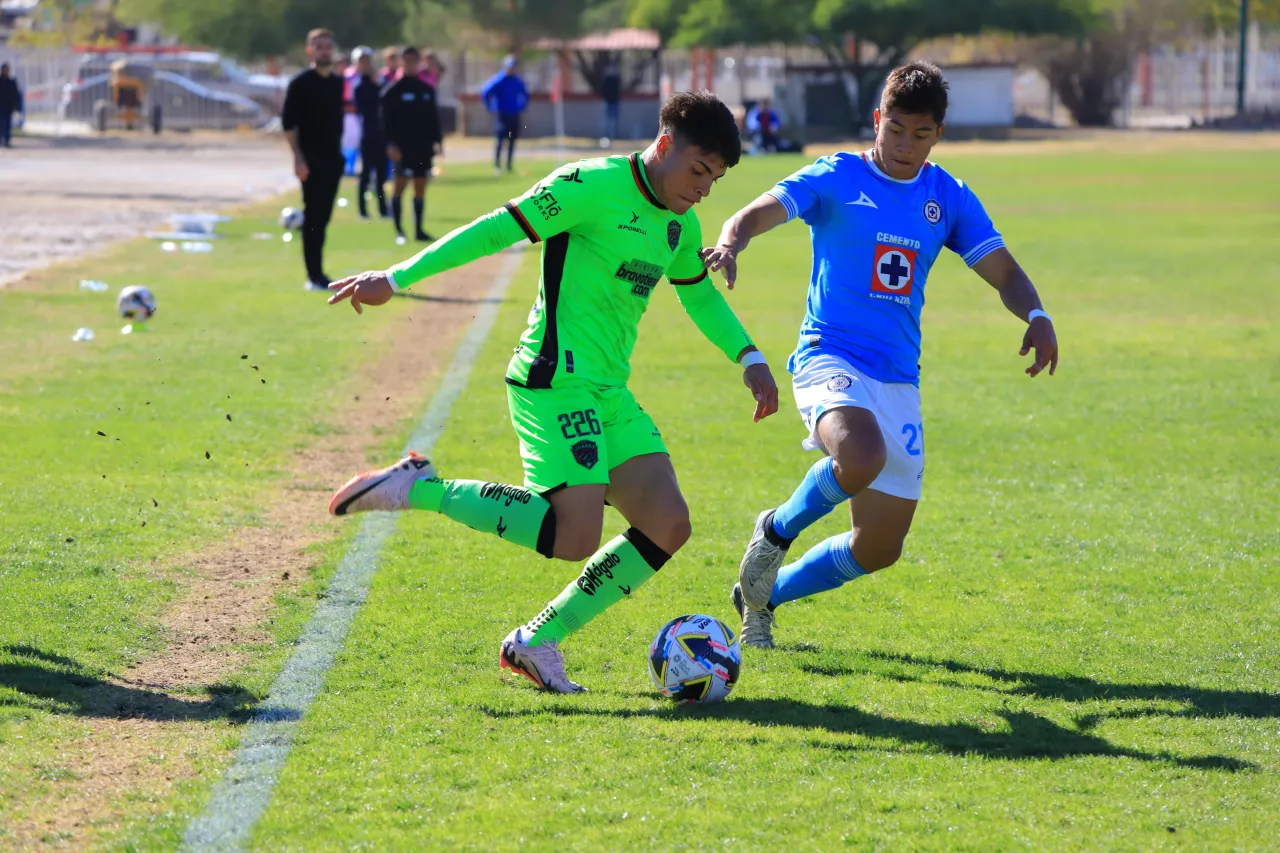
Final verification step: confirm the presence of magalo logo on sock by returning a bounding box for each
[576,552,621,596]
[479,482,533,506]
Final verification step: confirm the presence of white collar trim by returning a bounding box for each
[862,150,925,185]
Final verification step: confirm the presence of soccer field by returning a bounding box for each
[1,139,1278,851]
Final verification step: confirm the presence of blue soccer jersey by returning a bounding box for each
[769,150,1004,385]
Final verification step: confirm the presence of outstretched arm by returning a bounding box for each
[699,193,791,288]
[327,208,524,312]
[971,248,1059,378]
[328,163,593,313]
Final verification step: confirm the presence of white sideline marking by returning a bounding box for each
[181,249,524,852]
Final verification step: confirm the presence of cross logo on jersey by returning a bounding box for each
[871,244,917,295]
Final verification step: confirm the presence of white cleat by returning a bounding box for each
[328,451,435,516]
[499,627,587,694]
[732,583,777,650]
[737,510,790,610]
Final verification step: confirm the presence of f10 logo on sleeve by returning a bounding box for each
[871,244,916,295]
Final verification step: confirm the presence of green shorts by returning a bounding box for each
[506,382,669,495]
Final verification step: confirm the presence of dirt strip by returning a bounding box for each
[5,252,514,849]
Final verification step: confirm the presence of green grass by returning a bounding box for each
[3,145,1279,851]
[250,147,1279,851]
[0,163,546,847]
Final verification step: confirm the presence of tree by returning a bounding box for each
[1028,0,1280,127]
[118,0,404,59]
[428,0,596,52]
[631,0,1090,128]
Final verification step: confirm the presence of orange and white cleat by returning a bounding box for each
[499,627,587,694]
[328,452,435,516]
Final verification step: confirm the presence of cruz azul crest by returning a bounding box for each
[571,439,599,469]
[667,220,682,251]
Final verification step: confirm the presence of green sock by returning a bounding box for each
[408,477,556,558]
[525,528,671,646]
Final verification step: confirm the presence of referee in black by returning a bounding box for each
[380,46,443,244]
[282,28,345,291]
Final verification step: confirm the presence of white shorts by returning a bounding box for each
[792,351,924,501]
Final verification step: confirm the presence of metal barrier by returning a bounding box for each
[0,47,288,133]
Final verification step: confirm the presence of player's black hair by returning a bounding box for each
[881,61,948,125]
[401,45,420,58]
[659,90,742,168]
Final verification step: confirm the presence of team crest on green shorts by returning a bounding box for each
[572,439,599,469]
[667,220,682,251]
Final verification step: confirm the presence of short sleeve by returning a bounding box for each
[281,76,301,132]
[945,179,1005,267]
[667,214,708,285]
[503,163,594,243]
[766,156,841,225]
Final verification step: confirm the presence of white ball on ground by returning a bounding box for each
[648,614,742,704]
[117,286,157,322]
[279,207,305,230]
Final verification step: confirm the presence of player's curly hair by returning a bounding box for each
[881,61,949,125]
[659,90,742,168]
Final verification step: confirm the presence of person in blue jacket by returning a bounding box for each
[481,55,529,175]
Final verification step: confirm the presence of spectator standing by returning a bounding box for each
[481,55,529,175]
[0,63,23,148]
[746,98,782,152]
[379,47,402,183]
[600,57,622,143]
[421,51,446,88]
[380,46,443,244]
[282,28,346,291]
[341,49,364,176]
[351,46,387,220]
[380,47,401,85]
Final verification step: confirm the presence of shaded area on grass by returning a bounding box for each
[0,645,259,724]
[799,651,1280,729]
[480,696,1254,772]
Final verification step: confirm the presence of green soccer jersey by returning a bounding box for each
[386,153,754,392]
[502,154,722,389]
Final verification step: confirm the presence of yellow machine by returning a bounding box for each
[94,60,162,133]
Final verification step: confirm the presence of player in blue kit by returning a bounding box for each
[701,61,1060,648]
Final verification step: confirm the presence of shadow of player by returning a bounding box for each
[804,651,1280,731]
[0,644,260,724]
[480,697,1253,772]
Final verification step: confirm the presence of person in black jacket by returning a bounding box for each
[0,63,24,148]
[281,28,345,290]
[350,47,387,219]
[380,46,442,243]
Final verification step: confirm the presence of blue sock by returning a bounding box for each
[769,532,867,607]
[771,457,853,541]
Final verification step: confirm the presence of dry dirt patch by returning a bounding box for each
[0,135,295,289]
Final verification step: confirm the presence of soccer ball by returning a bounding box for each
[279,207,305,230]
[116,285,157,321]
[648,614,742,704]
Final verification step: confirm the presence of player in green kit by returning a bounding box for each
[325,92,779,693]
